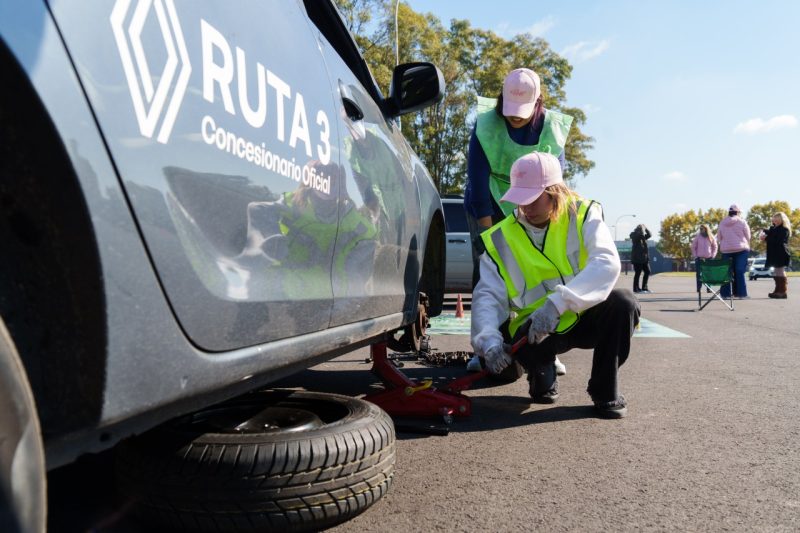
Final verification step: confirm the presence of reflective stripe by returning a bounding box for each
[512,277,561,310]
[491,228,526,296]
[565,202,583,273]
[513,284,546,309]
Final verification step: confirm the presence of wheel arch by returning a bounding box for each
[0,38,108,444]
[419,208,445,317]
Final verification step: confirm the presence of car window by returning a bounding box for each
[443,202,468,233]
[302,0,384,102]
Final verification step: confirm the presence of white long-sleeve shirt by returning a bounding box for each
[471,203,621,356]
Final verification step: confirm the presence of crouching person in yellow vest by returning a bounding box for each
[471,152,640,418]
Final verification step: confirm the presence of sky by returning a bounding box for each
[405,0,800,241]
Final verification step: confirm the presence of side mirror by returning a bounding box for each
[385,62,444,117]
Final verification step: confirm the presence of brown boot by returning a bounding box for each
[768,277,780,298]
[773,276,788,299]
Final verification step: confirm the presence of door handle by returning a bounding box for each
[448,239,468,243]
[342,97,364,121]
[339,81,364,121]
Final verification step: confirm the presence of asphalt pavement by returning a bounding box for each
[305,274,799,532]
[48,274,799,532]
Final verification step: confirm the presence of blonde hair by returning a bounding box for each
[699,223,715,243]
[542,183,579,222]
[774,212,792,233]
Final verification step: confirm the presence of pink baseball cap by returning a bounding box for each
[500,152,563,205]
[502,68,541,118]
[729,204,740,212]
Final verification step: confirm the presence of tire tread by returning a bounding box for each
[116,392,395,532]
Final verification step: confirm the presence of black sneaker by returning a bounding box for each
[593,395,627,419]
[528,362,559,404]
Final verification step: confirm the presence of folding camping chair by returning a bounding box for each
[697,258,734,311]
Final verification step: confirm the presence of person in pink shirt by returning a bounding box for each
[716,204,752,298]
[691,224,718,292]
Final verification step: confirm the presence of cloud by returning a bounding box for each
[496,16,556,38]
[560,39,610,63]
[526,16,556,37]
[663,171,688,182]
[733,114,798,134]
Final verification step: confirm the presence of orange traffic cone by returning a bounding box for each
[455,294,465,318]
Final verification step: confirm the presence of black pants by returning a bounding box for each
[513,289,640,402]
[633,262,650,291]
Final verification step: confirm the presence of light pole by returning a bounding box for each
[394,0,401,128]
[614,214,637,242]
[394,0,400,68]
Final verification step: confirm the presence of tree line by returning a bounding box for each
[337,3,797,267]
[657,201,800,262]
[336,0,595,193]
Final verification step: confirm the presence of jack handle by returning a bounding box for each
[442,336,528,393]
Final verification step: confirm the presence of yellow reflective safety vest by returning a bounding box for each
[475,95,573,217]
[481,197,594,337]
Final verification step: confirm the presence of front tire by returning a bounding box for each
[116,391,395,532]
[0,319,46,533]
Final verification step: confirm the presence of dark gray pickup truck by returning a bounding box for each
[0,1,446,530]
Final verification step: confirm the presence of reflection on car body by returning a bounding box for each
[0,0,447,529]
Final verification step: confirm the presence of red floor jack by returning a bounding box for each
[364,337,528,426]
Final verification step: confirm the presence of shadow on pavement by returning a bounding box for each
[457,397,598,432]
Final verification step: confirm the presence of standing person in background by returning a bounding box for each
[717,204,751,299]
[760,212,792,299]
[464,67,573,377]
[691,224,718,292]
[630,224,652,293]
[464,67,572,286]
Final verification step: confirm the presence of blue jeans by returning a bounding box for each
[720,250,749,297]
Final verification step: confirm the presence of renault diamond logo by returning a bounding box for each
[110,0,192,143]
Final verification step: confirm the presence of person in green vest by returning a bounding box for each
[238,160,377,300]
[471,152,640,418]
[464,67,573,377]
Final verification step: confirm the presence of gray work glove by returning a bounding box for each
[527,299,561,344]
[483,344,512,374]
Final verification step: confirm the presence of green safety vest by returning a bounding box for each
[334,204,378,277]
[475,95,573,217]
[280,192,338,265]
[345,127,406,223]
[281,192,377,279]
[277,192,336,297]
[481,197,594,337]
